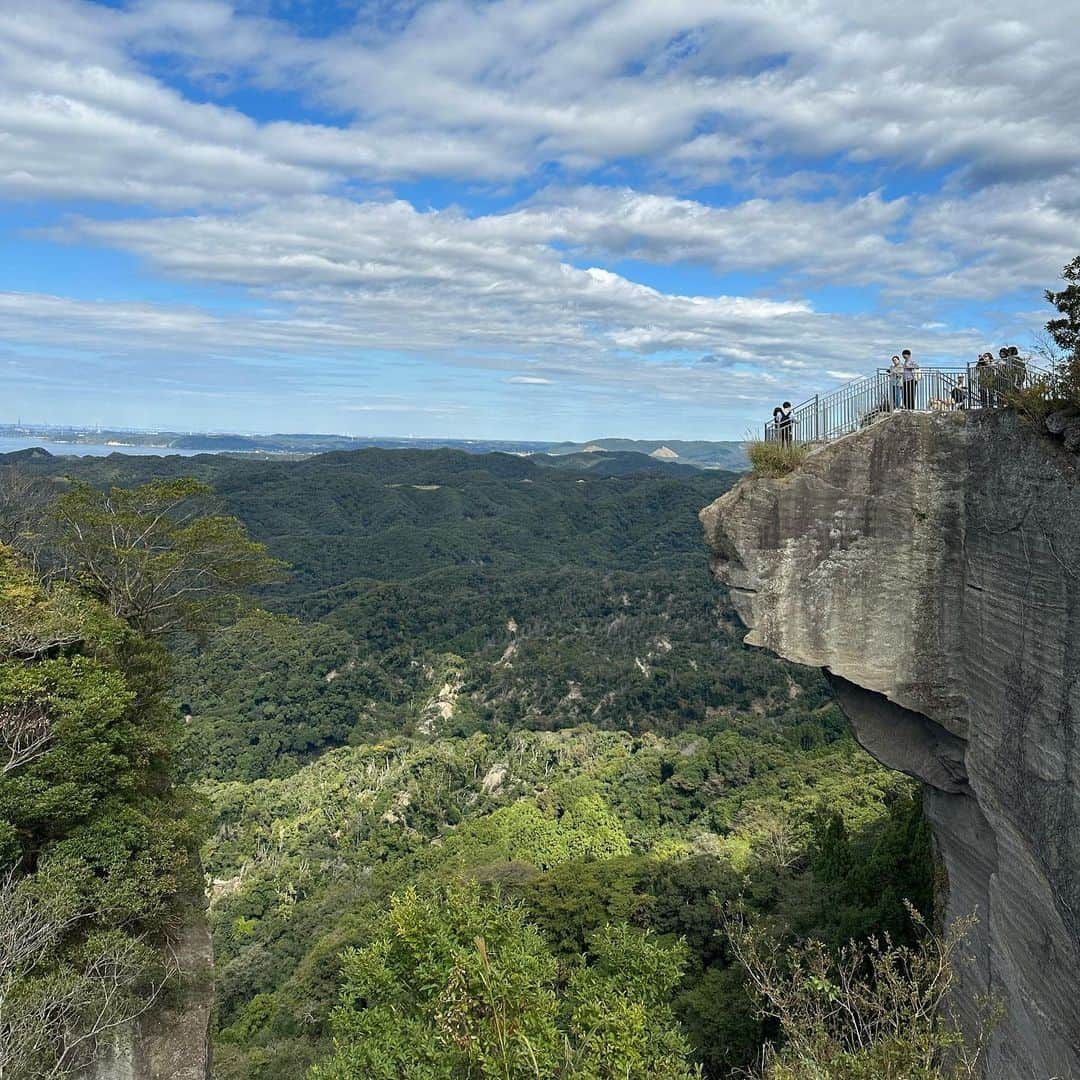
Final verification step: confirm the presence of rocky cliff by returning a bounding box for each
[701,410,1080,1079]
[82,914,213,1080]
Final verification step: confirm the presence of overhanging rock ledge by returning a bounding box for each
[701,409,1080,1079]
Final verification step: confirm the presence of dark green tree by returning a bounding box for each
[1046,255,1080,358]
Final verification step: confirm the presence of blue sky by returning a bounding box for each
[2,1,1078,440]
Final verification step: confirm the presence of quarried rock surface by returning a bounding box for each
[701,410,1080,1079]
[82,914,213,1080]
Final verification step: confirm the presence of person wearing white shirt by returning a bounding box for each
[888,355,903,410]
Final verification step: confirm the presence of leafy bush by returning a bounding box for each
[747,441,809,478]
[726,903,998,1079]
[309,882,700,1079]
[1001,358,1080,425]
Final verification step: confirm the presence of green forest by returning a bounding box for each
[0,447,945,1078]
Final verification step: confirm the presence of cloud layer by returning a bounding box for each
[2,0,1078,437]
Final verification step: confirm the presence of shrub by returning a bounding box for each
[309,882,701,1079]
[747,440,810,478]
[724,903,999,1080]
[1002,357,1080,425]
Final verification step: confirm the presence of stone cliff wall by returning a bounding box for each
[701,410,1080,1079]
[82,914,213,1080]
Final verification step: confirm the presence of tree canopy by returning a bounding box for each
[311,882,699,1080]
[51,478,285,637]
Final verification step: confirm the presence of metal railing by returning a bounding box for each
[764,359,1046,446]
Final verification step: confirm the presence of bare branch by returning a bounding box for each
[0,700,53,774]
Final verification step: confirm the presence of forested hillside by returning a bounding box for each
[0,448,936,1078]
[11,449,805,780]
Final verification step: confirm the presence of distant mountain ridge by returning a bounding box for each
[531,450,699,477]
[0,425,748,469]
[543,438,747,470]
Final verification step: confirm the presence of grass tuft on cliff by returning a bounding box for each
[747,439,809,478]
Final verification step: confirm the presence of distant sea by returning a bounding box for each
[0,437,204,457]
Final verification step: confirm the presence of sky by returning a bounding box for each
[2,1,1079,441]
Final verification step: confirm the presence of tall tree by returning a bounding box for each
[52,478,285,637]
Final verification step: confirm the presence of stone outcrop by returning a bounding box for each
[701,410,1080,1079]
[82,914,213,1080]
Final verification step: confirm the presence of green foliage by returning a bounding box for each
[0,545,200,1077]
[492,796,630,870]
[202,720,930,1079]
[563,922,698,1079]
[727,906,996,1079]
[0,548,197,898]
[52,478,285,637]
[1045,254,1080,360]
[172,610,374,780]
[310,882,699,1080]
[9,451,823,776]
[746,441,809,478]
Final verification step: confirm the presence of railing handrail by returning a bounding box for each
[764,359,1050,446]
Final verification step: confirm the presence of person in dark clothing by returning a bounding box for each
[951,374,967,409]
[901,349,918,409]
[778,401,794,444]
[975,352,991,406]
[1007,345,1026,390]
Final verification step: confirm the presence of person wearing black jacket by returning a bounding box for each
[778,401,794,444]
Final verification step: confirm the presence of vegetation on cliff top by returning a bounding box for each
[746,440,810,478]
[1005,256,1080,428]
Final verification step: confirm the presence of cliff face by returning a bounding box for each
[701,410,1080,1079]
[82,914,213,1080]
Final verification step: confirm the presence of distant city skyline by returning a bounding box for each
[3,1,1078,440]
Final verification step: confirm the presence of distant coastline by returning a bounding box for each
[0,426,747,468]
[0,436,207,458]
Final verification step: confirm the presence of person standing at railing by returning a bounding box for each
[778,401,794,443]
[951,374,967,409]
[888,355,903,410]
[901,349,919,409]
[975,353,992,406]
[1008,346,1026,391]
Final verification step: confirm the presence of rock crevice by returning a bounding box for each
[701,410,1080,1078]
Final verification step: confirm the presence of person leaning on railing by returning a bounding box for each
[888,355,903,410]
[778,401,794,443]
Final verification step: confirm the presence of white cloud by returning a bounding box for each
[64,195,819,362]
[495,187,942,284]
[2,0,1078,436]
[114,0,1080,187]
[4,1,1080,208]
